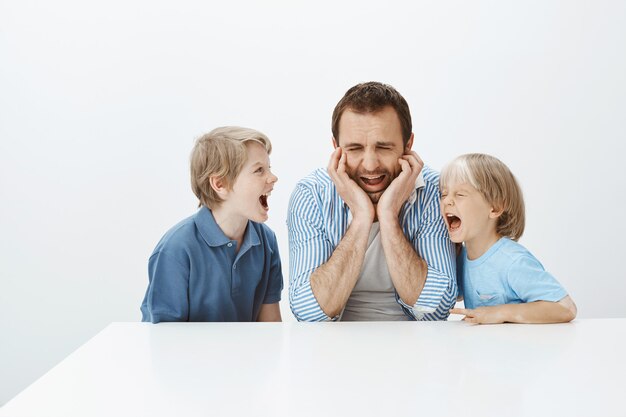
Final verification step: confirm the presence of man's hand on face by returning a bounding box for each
[376,151,424,221]
[327,147,375,223]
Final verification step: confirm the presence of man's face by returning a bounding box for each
[335,106,413,204]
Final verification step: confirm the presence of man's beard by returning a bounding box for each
[365,190,384,204]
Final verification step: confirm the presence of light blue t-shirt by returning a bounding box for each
[458,237,567,309]
[140,206,283,323]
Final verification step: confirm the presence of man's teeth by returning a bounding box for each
[361,175,385,185]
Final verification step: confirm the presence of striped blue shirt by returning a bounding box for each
[287,165,457,321]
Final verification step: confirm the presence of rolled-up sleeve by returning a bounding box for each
[396,186,457,320]
[287,184,337,322]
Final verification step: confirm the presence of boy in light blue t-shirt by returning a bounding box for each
[440,153,577,324]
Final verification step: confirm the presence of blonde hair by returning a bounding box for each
[440,153,525,241]
[190,126,272,209]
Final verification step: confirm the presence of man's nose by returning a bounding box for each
[361,149,380,171]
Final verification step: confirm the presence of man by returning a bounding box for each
[287,82,456,321]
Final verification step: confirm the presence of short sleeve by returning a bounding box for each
[507,255,567,303]
[140,250,190,323]
[263,231,284,304]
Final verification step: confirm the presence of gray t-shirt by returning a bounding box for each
[341,223,409,321]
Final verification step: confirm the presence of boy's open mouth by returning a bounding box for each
[446,214,462,231]
[259,194,269,210]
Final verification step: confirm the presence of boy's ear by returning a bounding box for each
[209,176,229,197]
[489,206,504,219]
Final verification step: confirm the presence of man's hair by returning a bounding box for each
[440,153,525,241]
[190,126,272,209]
[331,81,412,146]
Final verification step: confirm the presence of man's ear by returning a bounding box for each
[332,137,339,149]
[209,176,229,198]
[405,133,414,152]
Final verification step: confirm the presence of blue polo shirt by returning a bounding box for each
[140,206,283,323]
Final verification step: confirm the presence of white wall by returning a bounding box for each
[1,0,625,406]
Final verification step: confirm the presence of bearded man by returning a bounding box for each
[287,81,456,321]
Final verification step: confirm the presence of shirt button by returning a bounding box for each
[233,265,236,269]
[227,242,232,247]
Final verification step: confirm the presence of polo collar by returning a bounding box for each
[239,219,261,253]
[194,206,260,248]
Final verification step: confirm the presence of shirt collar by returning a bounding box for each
[239,221,261,252]
[406,171,426,205]
[194,206,260,248]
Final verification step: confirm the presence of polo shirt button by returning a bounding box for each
[227,242,232,247]
[233,265,236,269]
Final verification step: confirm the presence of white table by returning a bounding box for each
[1,319,624,417]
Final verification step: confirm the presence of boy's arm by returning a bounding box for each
[257,303,282,322]
[141,250,190,323]
[451,296,577,324]
[258,230,283,322]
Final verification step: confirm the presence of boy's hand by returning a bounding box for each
[376,151,423,220]
[450,306,506,324]
[327,147,375,223]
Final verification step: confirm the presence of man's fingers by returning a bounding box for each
[412,151,423,167]
[401,152,423,172]
[450,308,469,315]
[327,148,346,184]
[406,150,423,167]
[397,157,411,175]
[327,147,341,171]
[337,149,348,175]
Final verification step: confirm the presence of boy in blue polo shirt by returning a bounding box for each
[440,153,577,324]
[140,126,283,322]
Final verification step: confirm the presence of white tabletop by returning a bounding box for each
[1,319,625,417]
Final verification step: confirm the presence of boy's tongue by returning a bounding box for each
[450,216,461,230]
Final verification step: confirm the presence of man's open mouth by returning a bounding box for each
[360,175,386,186]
